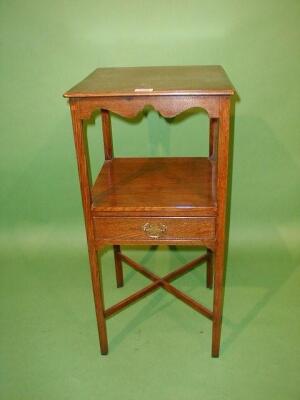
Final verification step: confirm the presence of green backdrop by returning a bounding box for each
[1,1,299,399]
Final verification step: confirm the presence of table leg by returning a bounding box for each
[211,243,226,357]
[88,246,108,355]
[211,96,231,357]
[206,249,213,289]
[113,245,124,287]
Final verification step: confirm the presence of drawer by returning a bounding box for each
[93,217,215,242]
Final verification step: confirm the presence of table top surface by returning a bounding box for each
[64,65,235,98]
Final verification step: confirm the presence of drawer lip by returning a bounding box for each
[93,216,215,242]
[91,208,217,217]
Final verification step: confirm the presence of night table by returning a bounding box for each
[64,66,235,357]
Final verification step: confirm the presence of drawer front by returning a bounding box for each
[93,217,215,242]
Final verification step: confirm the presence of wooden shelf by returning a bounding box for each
[91,157,216,216]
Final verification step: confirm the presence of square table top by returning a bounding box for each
[64,65,235,98]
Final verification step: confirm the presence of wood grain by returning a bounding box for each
[114,254,213,320]
[70,102,108,355]
[101,109,113,160]
[65,65,235,358]
[212,96,231,357]
[70,95,220,119]
[64,65,234,97]
[91,157,216,217]
[93,216,215,242]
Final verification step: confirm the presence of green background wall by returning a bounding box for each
[1,1,299,399]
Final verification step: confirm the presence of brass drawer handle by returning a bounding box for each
[143,223,167,239]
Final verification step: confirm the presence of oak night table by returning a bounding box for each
[64,66,235,357]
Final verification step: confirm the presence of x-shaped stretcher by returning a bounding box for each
[105,252,213,321]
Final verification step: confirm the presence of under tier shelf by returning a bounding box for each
[91,157,216,217]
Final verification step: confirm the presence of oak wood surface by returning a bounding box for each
[105,253,213,320]
[91,157,216,216]
[93,216,215,242]
[64,66,234,98]
[65,65,235,358]
[211,96,231,357]
[101,109,113,160]
[70,103,108,354]
[72,95,220,120]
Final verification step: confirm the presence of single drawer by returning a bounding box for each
[93,217,215,242]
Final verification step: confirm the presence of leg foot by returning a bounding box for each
[211,245,225,358]
[211,322,221,357]
[88,246,108,355]
[211,348,220,358]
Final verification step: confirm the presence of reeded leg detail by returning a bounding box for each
[113,245,124,288]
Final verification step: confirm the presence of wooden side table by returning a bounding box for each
[64,66,235,357]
